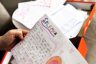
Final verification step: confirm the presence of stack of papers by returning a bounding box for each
[12,0,88,39]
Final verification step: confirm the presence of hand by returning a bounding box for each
[0,29,28,51]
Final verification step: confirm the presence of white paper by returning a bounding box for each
[50,4,88,38]
[11,15,88,64]
[12,3,88,38]
[12,6,46,29]
[13,0,65,29]
[18,0,65,8]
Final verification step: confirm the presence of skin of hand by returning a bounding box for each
[0,29,28,51]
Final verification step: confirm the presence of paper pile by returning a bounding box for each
[12,0,88,39]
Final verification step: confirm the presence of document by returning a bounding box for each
[11,15,88,64]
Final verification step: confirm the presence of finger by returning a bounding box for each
[20,29,29,37]
[16,30,24,40]
[22,29,29,34]
[17,29,29,37]
[9,29,28,40]
[10,29,24,40]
